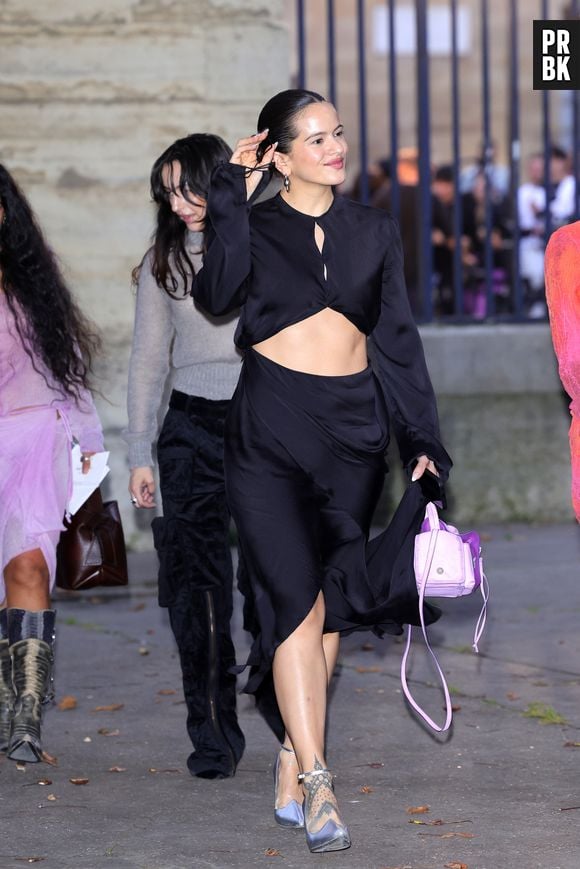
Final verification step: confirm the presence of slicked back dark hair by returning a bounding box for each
[140,133,232,297]
[0,163,100,398]
[255,89,327,166]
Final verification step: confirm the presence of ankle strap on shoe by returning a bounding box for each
[279,744,295,754]
[297,768,331,782]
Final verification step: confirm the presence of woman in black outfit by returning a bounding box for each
[193,90,451,855]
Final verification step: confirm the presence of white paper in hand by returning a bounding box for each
[68,445,110,516]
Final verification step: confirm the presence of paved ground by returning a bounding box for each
[0,522,579,869]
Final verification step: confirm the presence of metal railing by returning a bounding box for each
[292,0,580,323]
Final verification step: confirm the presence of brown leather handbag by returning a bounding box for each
[56,488,128,590]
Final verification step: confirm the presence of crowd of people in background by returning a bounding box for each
[349,143,578,320]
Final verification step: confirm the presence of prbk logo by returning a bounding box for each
[533,20,580,89]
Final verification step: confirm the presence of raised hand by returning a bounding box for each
[230,131,277,200]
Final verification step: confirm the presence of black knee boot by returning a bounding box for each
[0,610,14,752]
[7,608,56,763]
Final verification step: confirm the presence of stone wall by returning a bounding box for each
[378,324,574,528]
[0,0,289,549]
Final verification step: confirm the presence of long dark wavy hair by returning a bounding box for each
[136,133,232,297]
[0,163,100,398]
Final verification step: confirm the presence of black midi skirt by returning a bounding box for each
[225,348,439,739]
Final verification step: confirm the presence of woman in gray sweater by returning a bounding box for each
[124,134,244,779]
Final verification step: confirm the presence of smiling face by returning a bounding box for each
[274,102,348,189]
[160,160,207,230]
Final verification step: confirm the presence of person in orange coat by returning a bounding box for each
[544,221,580,522]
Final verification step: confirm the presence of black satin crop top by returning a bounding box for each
[193,162,451,475]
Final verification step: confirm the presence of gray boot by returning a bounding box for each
[7,609,56,763]
[0,610,14,752]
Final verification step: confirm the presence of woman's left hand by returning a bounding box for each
[411,454,438,482]
[80,451,96,475]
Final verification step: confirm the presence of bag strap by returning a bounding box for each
[401,524,490,732]
[472,570,490,653]
[401,527,454,732]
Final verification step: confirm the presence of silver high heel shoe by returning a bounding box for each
[274,745,304,828]
[298,767,351,853]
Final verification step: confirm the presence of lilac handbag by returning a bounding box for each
[401,502,489,732]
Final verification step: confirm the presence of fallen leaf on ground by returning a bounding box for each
[37,779,52,786]
[406,805,430,814]
[41,751,58,766]
[92,703,124,712]
[69,778,89,786]
[368,762,384,768]
[445,863,469,869]
[157,689,176,696]
[108,766,127,773]
[359,785,374,794]
[559,805,580,812]
[451,704,462,712]
[356,666,381,673]
[57,695,77,711]
[46,794,57,801]
[97,728,120,737]
[419,832,475,839]
[563,741,580,748]
[264,849,281,857]
[148,767,183,774]
[361,642,375,651]
[138,647,149,656]
[83,737,92,743]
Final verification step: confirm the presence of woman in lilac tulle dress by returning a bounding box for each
[0,164,103,762]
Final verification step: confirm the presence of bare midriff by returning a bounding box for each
[253,307,368,376]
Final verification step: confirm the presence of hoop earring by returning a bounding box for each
[283,175,291,193]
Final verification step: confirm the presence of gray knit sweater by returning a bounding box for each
[123,232,241,468]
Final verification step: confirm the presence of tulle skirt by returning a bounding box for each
[0,407,71,601]
[225,349,438,739]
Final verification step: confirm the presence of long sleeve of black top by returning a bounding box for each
[370,217,452,478]
[192,164,256,316]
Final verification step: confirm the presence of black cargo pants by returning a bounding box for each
[152,390,245,779]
